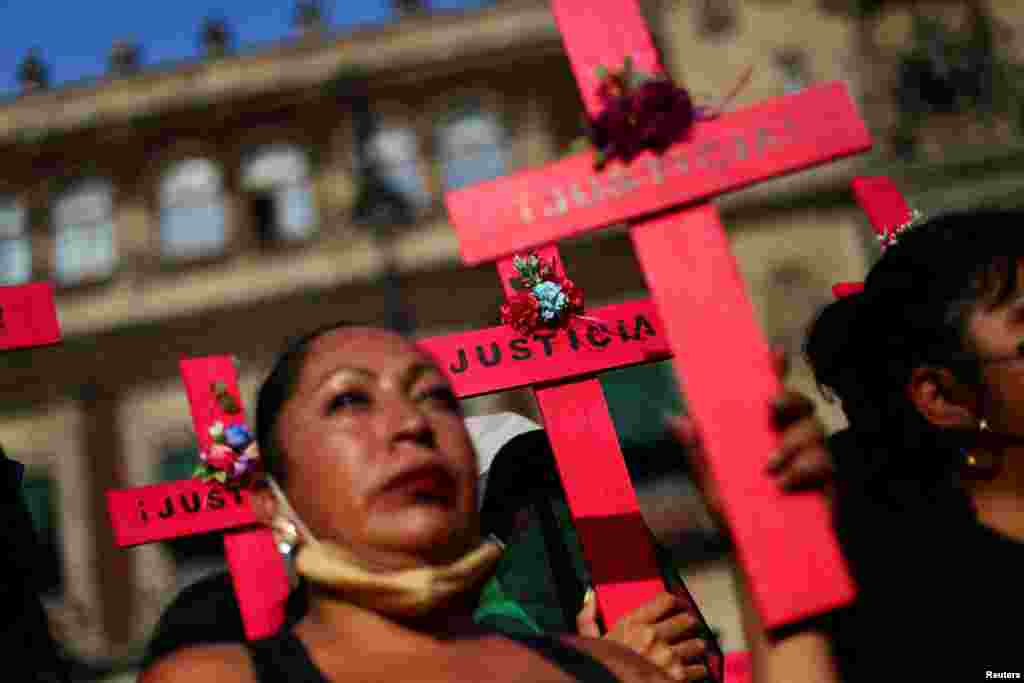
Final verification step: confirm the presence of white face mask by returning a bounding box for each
[265,476,503,617]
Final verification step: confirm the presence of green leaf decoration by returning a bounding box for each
[568,136,592,154]
[594,65,608,81]
[213,471,228,483]
[629,69,649,89]
[509,277,527,291]
[192,464,208,478]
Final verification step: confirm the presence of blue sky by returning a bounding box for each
[0,1,489,95]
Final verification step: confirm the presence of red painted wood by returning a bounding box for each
[533,380,664,626]
[106,355,289,640]
[550,0,663,117]
[106,479,257,547]
[629,204,856,629]
[0,282,61,351]
[852,176,913,235]
[724,652,752,683]
[179,356,249,455]
[417,299,670,399]
[224,527,291,640]
[448,83,872,265]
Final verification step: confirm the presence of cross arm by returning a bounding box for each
[447,84,871,265]
[0,282,61,351]
[106,480,258,547]
[416,298,670,398]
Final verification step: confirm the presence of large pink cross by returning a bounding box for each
[443,0,871,632]
[106,356,289,640]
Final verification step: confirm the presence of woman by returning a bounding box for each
[800,209,1024,680]
[142,323,703,682]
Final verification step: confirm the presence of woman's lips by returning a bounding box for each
[383,465,456,502]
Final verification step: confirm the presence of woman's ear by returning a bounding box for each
[906,366,978,429]
[251,480,280,528]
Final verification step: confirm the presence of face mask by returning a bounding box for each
[266,476,503,617]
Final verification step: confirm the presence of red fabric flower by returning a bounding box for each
[561,279,585,313]
[589,67,697,168]
[501,292,541,335]
[205,444,238,472]
[633,79,695,152]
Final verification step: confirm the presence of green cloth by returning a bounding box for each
[475,497,588,634]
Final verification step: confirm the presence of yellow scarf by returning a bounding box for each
[268,477,503,617]
[295,538,503,617]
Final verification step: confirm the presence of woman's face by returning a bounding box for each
[967,260,1024,436]
[276,326,479,569]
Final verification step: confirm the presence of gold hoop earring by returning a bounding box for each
[273,518,300,555]
[272,517,301,588]
[963,417,1001,479]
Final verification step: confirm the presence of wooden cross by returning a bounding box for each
[106,356,289,640]
[443,0,872,632]
[418,261,732,677]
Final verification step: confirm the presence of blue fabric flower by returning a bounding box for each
[532,281,567,321]
[224,424,253,450]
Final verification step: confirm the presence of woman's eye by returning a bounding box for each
[328,391,370,413]
[417,387,461,413]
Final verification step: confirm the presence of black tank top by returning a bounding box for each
[246,630,622,683]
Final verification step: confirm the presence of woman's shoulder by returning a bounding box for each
[139,643,254,683]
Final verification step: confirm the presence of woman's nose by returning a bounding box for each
[387,397,435,449]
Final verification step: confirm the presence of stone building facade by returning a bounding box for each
[1,0,1022,673]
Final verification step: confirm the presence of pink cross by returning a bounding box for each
[443,0,870,632]
[106,356,289,640]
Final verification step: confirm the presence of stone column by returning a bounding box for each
[48,398,110,658]
[118,380,183,644]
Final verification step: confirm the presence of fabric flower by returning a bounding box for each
[241,442,260,464]
[590,95,643,165]
[588,60,698,168]
[208,421,226,444]
[633,79,694,152]
[501,292,541,335]
[532,281,568,322]
[224,424,253,450]
[231,443,261,478]
[562,279,584,313]
[205,443,238,472]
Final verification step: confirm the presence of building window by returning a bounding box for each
[159,446,225,588]
[0,197,31,285]
[241,145,316,245]
[21,469,62,597]
[53,180,117,285]
[438,104,507,191]
[368,127,431,209]
[160,158,226,259]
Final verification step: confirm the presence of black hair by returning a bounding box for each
[255,321,355,483]
[806,209,1024,477]
[479,430,565,541]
